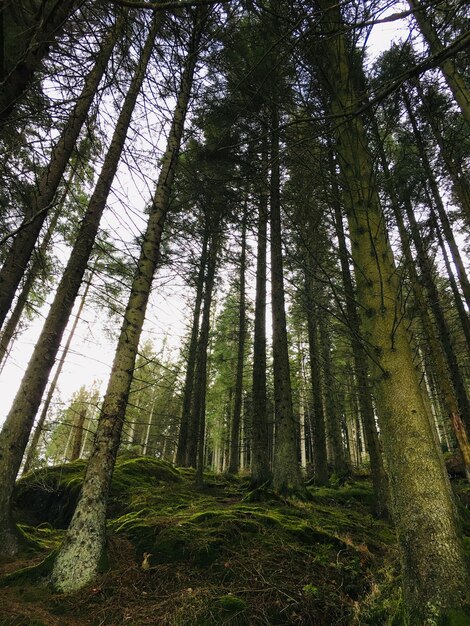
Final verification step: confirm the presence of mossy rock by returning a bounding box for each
[14,457,181,527]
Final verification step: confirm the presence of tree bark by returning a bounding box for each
[0,13,159,558]
[270,108,303,493]
[228,208,247,474]
[175,230,208,466]
[0,14,124,330]
[250,147,271,487]
[22,270,93,475]
[51,10,203,591]
[316,0,470,620]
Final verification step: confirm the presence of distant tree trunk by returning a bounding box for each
[22,271,93,475]
[415,79,470,225]
[0,13,159,558]
[228,209,247,474]
[175,231,208,466]
[403,90,470,310]
[193,232,220,484]
[304,276,328,485]
[0,14,124,331]
[318,314,347,475]
[51,11,203,592]
[404,197,470,434]
[250,147,271,487]
[430,206,470,351]
[69,407,87,462]
[316,0,470,619]
[270,109,303,494]
[0,0,81,124]
[407,0,470,123]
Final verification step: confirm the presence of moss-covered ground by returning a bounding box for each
[1,458,468,625]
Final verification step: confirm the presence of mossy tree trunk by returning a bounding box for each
[315,0,470,620]
[51,11,204,592]
[0,13,159,558]
[270,109,303,493]
[228,208,247,474]
[175,231,208,466]
[332,187,389,517]
[407,0,470,124]
[250,152,271,487]
[0,14,124,331]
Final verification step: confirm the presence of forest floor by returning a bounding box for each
[1,457,469,626]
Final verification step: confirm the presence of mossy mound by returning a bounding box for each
[14,457,181,527]
[6,463,407,625]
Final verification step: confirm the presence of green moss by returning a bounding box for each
[439,608,470,626]
[216,594,247,612]
[0,550,57,587]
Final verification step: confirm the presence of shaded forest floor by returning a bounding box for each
[1,458,469,625]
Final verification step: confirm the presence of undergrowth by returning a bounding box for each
[4,458,468,624]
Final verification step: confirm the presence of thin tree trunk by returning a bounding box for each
[316,0,469,619]
[403,90,470,310]
[304,277,328,485]
[407,0,470,123]
[415,79,470,225]
[22,271,93,475]
[318,314,347,475]
[250,147,271,487]
[194,232,219,485]
[0,14,124,330]
[0,197,63,367]
[175,231,208,466]
[270,109,303,493]
[0,13,159,557]
[69,407,87,462]
[404,197,470,434]
[228,209,247,474]
[51,11,203,591]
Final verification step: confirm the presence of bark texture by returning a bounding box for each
[51,10,203,592]
[316,0,470,620]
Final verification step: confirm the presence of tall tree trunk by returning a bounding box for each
[407,0,470,123]
[318,313,347,475]
[250,148,271,487]
[228,209,247,474]
[175,231,208,466]
[371,106,470,482]
[270,109,303,493]
[415,79,470,225]
[0,13,159,557]
[0,0,80,124]
[404,197,470,434]
[22,271,93,475]
[332,178,389,517]
[195,233,219,487]
[403,90,470,310]
[304,276,328,486]
[316,1,470,620]
[0,14,124,330]
[51,11,203,591]
[429,206,470,351]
